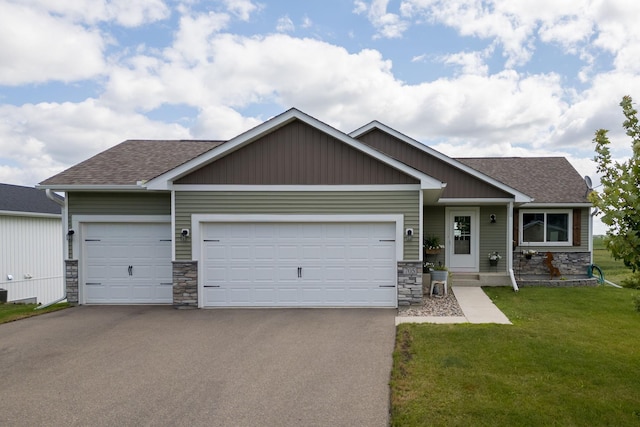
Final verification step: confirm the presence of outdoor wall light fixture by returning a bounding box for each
[181,229,190,240]
[67,229,75,241]
[405,228,414,241]
[490,214,497,223]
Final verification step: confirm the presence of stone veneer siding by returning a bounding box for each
[517,277,598,287]
[397,261,423,306]
[173,261,198,308]
[514,252,591,276]
[65,260,79,304]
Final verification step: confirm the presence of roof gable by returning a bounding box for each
[176,119,419,185]
[0,183,62,215]
[350,122,532,203]
[146,108,443,190]
[457,157,590,204]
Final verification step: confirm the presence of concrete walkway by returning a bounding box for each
[396,286,512,325]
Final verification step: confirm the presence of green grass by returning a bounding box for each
[390,286,640,426]
[592,236,635,286]
[0,302,70,324]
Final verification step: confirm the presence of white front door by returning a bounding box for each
[447,209,479,272]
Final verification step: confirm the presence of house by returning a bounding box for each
[0,183,64,305]
[37,108,592,308]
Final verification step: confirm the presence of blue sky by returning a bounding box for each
[1,0,639,233]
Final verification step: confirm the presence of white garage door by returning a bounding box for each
[201,222,397,307]
[84,223,172,304]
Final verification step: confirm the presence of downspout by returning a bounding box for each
[507,201,519,292]
[42,189,68,309]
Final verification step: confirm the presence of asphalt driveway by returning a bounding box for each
[0,306,395,426]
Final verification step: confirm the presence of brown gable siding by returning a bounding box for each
[176,120,419,185]
[356,129,511,199]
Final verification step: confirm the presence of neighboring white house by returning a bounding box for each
[0,183,64,305]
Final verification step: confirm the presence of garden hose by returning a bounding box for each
[588,264,605,284]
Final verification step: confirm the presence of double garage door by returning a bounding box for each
[201,222,397,307]
[83,221,398,307]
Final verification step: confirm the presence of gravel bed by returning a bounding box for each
[397,289,464,317]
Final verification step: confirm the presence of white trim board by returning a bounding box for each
[171,184,421,192]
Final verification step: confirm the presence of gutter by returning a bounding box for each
[44,189,68,306]
[507,201,519,292]
[35,295,68,310]
[509,269,519,292]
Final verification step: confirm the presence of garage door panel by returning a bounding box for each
[202,222,397,307]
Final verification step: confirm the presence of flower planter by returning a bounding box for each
[430,270,448,282]
[425,248,441,255]
[489,259,498,267]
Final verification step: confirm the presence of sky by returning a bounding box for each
[2,0,639,234]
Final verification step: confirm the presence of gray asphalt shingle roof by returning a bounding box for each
[39,140,223,187]
[38,138,588,205]
[457,157,590,204]
[0,183,63,214]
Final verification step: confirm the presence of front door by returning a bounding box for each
[447,208,479,272]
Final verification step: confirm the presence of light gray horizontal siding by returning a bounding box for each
[67,192,171,257]
[175,191,419,260]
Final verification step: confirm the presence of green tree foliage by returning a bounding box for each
[590,95,640,287]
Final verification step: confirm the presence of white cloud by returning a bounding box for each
[191,105,262,139]
[276,15,295,33]
[220,0,262,21]
[354,0,409,39]
[0,2,106,85]
[302,15,313,29]
[0,100,190,185]
[21,0,170,27]
[439,50,490,76]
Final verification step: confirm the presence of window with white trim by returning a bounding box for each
[520,210,572,246]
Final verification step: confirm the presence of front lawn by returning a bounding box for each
[390,286,640,426]
[0,303,70,324]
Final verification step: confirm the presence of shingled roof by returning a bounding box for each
[39,140,223,187]
[0,183,63,214]
[457,157,590,204]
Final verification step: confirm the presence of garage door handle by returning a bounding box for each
[86,282,102,286]
[128,265,133,276]
[297,267,302,278]
[204,285,220,288]
[379,285,396,288]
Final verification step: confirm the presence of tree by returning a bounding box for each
[590,95,640,287]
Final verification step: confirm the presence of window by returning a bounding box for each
[520,210,572,246]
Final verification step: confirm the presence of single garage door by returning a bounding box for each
[84,223,173,304]
[201,222,397,307]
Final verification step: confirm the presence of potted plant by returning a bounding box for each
[430,264,449,282]
[523,249,537,260]
[423,261,435,273]
[488,251,502,266]
[424,235,443,254]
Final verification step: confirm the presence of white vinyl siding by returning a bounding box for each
[0,214,63,305]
